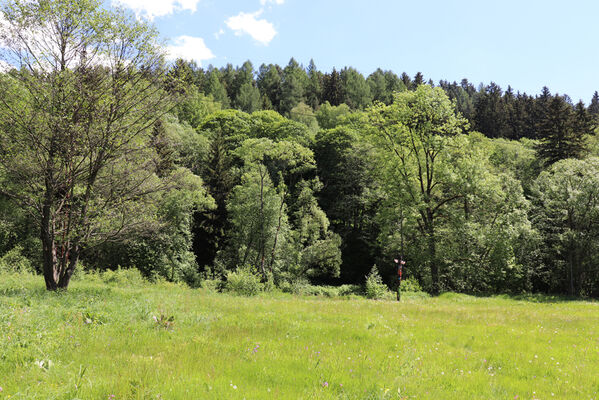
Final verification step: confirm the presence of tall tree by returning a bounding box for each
[533,158,599,296]
[366,86,468,294]
[340,67,372,109]
[279,58,307,115]
[232,60,256,110]
[256,63,282,111]
[473,82,507,138]
[193,110,251,267]
[412,72,424,89]
[588,91,599,119]
[206,69,230,108]
[321,68,343,106]
[305,59,323,109]
[236,82,261,113]
[367,69,390,104]
[536,95,589,164]
[0,0,200,290]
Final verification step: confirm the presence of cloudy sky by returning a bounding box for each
[111,0,599,103]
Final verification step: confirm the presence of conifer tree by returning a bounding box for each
[305,59,323,109]
[588,91,599,119]
[322,68,343,106]
[536,96,588,164]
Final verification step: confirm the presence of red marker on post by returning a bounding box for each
[394,258,405,301]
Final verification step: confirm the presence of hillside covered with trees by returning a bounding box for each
[2,0,599,297]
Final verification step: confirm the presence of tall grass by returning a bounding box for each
[0,272,598,399]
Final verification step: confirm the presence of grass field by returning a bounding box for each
[1,272,598,399]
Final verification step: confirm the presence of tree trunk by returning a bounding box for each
[269,191,285,272]
[568,246,575,297]
[41,200,79,291]
[57,246,79,289]
[41,194,59,291]
[426,209,440,295]
[258,167,267,281]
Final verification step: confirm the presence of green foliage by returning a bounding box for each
[535,96,591,165]
[175,87,222,129]
[340,67,372,109]
[401,277,423,293]
[236,82,261,113]
[315,102,351,129]
[0,245,33,273]
[289,102,319,132]
[0,2,597,300]
[220,165,288,277]
[205,69,230,108]
[101,268,146,287]
[531,157,599,296]
[280,58,308,115]
[364,266,389,299]
[314,126,382,283]
[279,280,362,297]
[225,267,263,296]
[0,0,197,290]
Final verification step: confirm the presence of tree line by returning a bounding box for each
[1,0,599,297]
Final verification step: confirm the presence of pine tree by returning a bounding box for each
[232,60,255,108]
[305,59,323,109]
[367,69,389,104]
[412,72,424,89]
[536,96,588,164]
[322,68,343,106]
[280,58,308,115]
[206,69,230,108]
[340,67,372,109]
[257,64,283,112]
[588,91,599,119]
[400,72,412,89]
[473,82,506,138]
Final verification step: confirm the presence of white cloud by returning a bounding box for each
[165,36,215,65]
[112,0,200,20]
[214,29,225,40]
[260,0,284,4]
[225,11,277,45]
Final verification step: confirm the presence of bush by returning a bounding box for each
[200,278,221,292]
[225,267,263,296]
[338,284,363,297]
[365,265,389,300]
[0,246,33,273]
[178,263,202,288]
[102,268,146,286]
[400,277,423,293]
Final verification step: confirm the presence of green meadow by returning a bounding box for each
[1,272,598,400]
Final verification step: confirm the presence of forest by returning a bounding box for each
[1,0,599,297]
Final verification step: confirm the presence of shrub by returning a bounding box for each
[401,277,423,293]
[200,278,221,292]
[178,263,202,288]
[0,246,33,273]
[365,265,389,300]
[102,268,146,286]
[338,284,363,297]
[225,267,263,296]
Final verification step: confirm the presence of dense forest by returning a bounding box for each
[2,0,599,297]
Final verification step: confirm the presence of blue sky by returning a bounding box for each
[113,0,599,103]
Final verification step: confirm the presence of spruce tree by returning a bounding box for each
[305,59,323,109]
[412,72,424,89]
[322,68,343,106]
[588,91,599,119]
[536,96,588,164]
